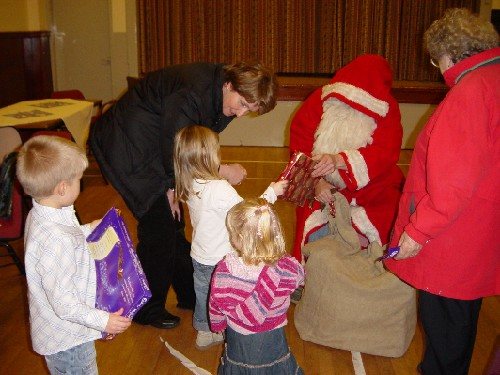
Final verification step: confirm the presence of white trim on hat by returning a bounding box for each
[321,82,389,117]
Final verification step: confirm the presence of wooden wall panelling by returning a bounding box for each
[0,31,53,107]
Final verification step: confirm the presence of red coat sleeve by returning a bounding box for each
[405,78,494,244]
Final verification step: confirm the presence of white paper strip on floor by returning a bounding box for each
[160,337,212,375]
[351,351,367,375]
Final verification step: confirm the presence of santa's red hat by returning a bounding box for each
[321,54,394,119]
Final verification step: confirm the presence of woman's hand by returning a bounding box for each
[311,153,346,178]
[394,231,423,260]
[314,178,335,204]
[166,188,180,221]
[219,163,247,185]
[270,180,289,196]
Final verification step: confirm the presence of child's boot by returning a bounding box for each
[195,331,224,350]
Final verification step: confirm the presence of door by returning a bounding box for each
[51,0,113,101]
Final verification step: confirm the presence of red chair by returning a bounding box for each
[0,182,25,275]
[0,127,25,274]
[50,89,86,100]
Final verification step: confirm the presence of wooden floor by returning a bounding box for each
[0,146,498,374]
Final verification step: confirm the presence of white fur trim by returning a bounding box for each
[260,185,277,204]
[302,209,328,248]
[314,99,376,156]
[322,82,389,117]
[344,149,369,189]
[350,203,381,245]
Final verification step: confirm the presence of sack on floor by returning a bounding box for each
[294,193,416,358]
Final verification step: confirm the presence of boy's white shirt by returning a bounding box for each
[187,179,277,266]
[24,200,109,355]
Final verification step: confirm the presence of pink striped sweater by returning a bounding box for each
[209,252,305,335]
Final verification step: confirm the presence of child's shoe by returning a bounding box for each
[195,331,224,350]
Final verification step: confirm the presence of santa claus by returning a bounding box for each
[289,54,404,263]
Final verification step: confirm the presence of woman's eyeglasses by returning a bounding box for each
[430,58,440,68]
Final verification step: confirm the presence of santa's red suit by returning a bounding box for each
[290,54,404,262]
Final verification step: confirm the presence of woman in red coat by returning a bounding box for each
[385,8,499,375]
[290,54,404,264]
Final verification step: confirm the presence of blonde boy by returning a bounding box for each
[17,136,131,374]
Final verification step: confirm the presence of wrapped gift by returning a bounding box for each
[277,151,319,207]
[86,207,151,338]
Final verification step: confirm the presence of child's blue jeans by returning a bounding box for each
[219,326,304,374]
[45,341,98,374]
[192,258,216,332]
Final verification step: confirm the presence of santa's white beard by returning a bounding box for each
[312,98,376,189]
[313,98,376,155]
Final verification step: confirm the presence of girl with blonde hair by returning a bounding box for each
[173,125,288,350]
[209,198,304,374]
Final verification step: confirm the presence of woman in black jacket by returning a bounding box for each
[90,62,278,329]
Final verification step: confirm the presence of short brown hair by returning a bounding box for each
[226,198,286,266]
[223,61,278,115]
[173,125,221,202]
[425,8,498,63]
[16,135,88,199]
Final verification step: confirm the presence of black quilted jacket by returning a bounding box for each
[90,63,233,218]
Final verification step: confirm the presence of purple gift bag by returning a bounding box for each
[86,207,151,338]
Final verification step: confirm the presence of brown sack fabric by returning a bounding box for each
[294,193,416,357]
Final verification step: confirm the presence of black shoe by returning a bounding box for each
[135,311,180,329]
[290,286,303,304]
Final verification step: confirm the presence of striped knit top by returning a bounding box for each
[208,252,305,335]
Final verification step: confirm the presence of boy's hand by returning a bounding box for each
[90,219,102,230]
[271,180,289,196]
[104,308,132,335]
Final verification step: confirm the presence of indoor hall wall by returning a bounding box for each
[0,0,48,31]
[219,101,435,149]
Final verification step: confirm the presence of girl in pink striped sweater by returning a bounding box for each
[209,198,304,374]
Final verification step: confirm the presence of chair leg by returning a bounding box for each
[0,241,25,275]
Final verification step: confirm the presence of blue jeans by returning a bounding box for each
[219,327,303,374]
[45,341,98,375]
[192,259,216,332]
[307,223,330,242]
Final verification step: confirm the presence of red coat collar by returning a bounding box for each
[443,47,500,87]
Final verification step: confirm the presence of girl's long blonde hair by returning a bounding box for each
[173,125,221,202]
[226,198,286,266]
